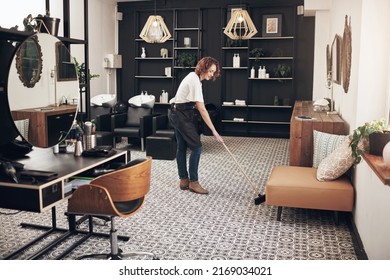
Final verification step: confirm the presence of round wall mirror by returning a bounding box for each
[7,33,79,148]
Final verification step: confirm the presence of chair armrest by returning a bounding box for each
[140,113,160,137]
[111,113,127,129]
[95,113,115,131]
[153,115,169,134]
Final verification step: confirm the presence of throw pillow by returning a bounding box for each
[317,136,354,181]
[312,130,348,168]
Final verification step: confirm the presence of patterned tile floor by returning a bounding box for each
[0,136,359,260]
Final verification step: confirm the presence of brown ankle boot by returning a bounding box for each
[179,178,189,190]
[189,181,209,194]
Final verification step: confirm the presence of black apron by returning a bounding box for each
[170,102,202,150]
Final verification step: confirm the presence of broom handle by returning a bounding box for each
[222,142,260,194]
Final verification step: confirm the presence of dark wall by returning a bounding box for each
[117,0,313,106]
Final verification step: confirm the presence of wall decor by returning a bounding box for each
[342,15,352,93]
[262,14,282,37]
[331,34,342,85]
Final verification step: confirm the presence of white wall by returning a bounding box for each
[307,0,390,259]
[0,0,119,103]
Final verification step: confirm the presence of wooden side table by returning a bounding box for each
[289,100,347,167]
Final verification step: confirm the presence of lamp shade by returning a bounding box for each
[139,15,172,43]
[224,9,258,40]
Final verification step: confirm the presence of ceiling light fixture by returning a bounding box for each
[139,1,171,43]
[224,8,257,40]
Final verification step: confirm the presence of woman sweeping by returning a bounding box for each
[169,56,223,194]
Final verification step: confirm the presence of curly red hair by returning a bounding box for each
[195,56,221,81]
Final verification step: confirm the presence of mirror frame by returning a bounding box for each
[15,34,43,88]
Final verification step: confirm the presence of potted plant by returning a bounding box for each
[74,57,100,85]
[176,53,197,68]
[249,48,265,61]
[350,119,389,164]
[23,10,60,36]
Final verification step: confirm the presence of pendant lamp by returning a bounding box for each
[224,8,257,40]
[139,1,171,43]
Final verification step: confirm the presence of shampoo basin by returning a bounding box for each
[91,94,116,107]
[128,94,155,108]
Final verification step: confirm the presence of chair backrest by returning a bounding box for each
[90,106,112,121]
[90,157,152,202]
[125,107,152,127]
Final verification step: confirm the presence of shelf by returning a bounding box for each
[363,153,390,186]
[222,67,248,70]
[135,76,174,79]
[135,57,174,60]
[248,77,293,80]
[248,121,290,125]
[247,105,292,109]
[250,36,294,40]
[249,57,293,60]
[174,27,200,31]
[222,47,248,50]
[174,66,196,69]
[222,120,247,123]
[174,47,200,50]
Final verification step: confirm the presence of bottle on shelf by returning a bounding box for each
[250,66,255,78]
[233,53,240,68]
[260,66,266,79]
[141,47,146,58]
[258,66,262,79]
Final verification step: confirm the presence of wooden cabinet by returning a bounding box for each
[12,105,77,147]
[289,100,347,167]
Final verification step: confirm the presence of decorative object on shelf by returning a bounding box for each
[176,53,197,68]
[23,10,61,36]
[233,53,240,68]
[139,1,171,43]
[160,48,168,58]
[225,38,243,47]
[224,8,257,40]
[164,67,171,77]
[382,141,390,165]
[262,14,282,37]
[274,96,279,106]
[342,15,352,93]
[350,119,388,164]
[369,131,390,156]
[273,64,291,79]
[184,37,191,48]
[141,47,146,58]
[249,48,265,61]
[160,90,169,103]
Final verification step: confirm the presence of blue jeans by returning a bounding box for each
[170,111,203,182]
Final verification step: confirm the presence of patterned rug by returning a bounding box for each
[0,136,359,260]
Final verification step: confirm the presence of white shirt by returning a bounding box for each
[173,72,204,104]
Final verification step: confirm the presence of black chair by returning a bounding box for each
[152,114,175,138]
[94,113,115,146]
[146,114,177,160]
[111,106,154,151]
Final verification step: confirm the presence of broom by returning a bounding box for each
[222,142,266,205]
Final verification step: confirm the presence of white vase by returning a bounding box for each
[382,141,390,165]
[141,47,146,58]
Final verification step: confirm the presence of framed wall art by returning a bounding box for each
[262,14,282,37]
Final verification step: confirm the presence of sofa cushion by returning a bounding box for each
[317,137,354,181]
[312,130,348,168]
